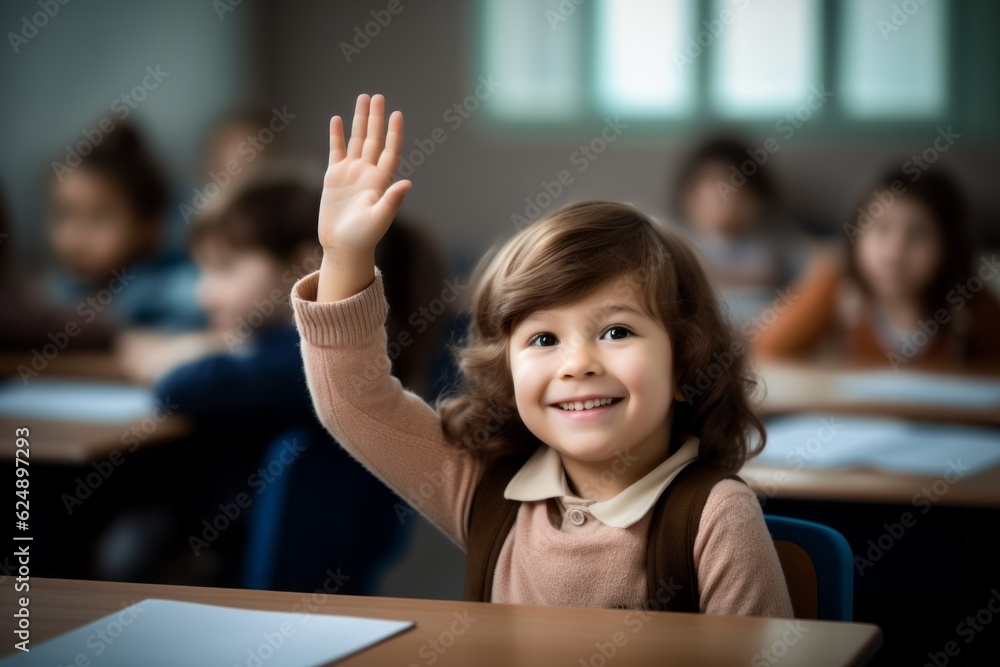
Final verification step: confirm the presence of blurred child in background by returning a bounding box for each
[115,110,297,381]
[203,110,286,184]
[186,110,291,223]
[97,169,444,592]
[672,136,807,325]
[46,122,205,332]
[754,168,1000,372]
[1,185,116,351]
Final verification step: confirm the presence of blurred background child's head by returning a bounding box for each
[189,169,319,337]
[847,167,971,316]
[48,122,169,283]
[673,136,778,239]
[202,109,288,185]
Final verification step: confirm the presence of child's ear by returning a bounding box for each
[671,370,687,402]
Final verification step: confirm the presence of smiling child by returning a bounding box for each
[291,94,792,614]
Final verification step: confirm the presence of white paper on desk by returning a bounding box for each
[0,379,155,422]
[831,371,1000,409]
[757,414,1000,476]
[0,598,413,667]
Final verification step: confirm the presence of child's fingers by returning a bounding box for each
[329,116,347,164]
[371,178,411,223]
[346,93,370,159]
[376,110,404,175]
[362,94,385,164]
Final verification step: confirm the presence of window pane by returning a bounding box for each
[711,0,821,116]
[482,0,583,119]
[839,0,947,118]
[596,0,694,115]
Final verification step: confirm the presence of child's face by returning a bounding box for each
[856,196,942,304]
[683,162,762,237]
[49,169,151,281]
[193,236,288,336]
[508,278,682,467]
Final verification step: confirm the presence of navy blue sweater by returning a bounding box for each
[153,323,409,593]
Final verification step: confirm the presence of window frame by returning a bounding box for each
[471,0,999,141]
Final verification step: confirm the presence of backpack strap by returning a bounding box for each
[646,459,745,613]
[463,448,537,602]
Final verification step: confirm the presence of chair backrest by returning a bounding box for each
[764,514,854,621]
[242,426,413,593]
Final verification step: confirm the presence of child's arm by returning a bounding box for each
[753,256,842,361]
[292,94,484,549]
[694,480,795,617]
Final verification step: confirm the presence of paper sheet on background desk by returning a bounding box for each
[757,414,1000,476]
[0,598,413,667]
[0,379,155,422]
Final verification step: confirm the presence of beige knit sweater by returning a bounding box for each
[291,268,793,616]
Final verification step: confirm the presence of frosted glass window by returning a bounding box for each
[710,0,821,116]
[482,0,584,119]
[596,0,695,115]
[839,0,947,117]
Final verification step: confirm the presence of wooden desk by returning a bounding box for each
[0,578,882,666]
[746,363,1000,507]
[0,353,190,462]
[757,362,1000,427]
[0,415,189,463]
[740,461,1000,508]
[0,351,127,382]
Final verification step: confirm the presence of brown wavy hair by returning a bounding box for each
[436,200,765,471]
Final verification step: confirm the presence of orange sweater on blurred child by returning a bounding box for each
[755,168,1000,372]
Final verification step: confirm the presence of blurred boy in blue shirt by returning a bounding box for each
[100,170,421,593]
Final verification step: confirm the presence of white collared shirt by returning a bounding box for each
[503,437,701,529]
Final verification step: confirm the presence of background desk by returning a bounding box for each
[0,351,127,383]
[0,415,189,463]
[749,362,1000,508]
[757,362,1000,427]
[740,462,1000,508]
[0,578,883,667]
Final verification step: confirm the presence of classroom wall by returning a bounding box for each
[0,0,257,259]
[3,0,997,270]
[257,0,1000,272]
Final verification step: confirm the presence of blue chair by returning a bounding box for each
[242,426,413,594]
[764,514,854,621]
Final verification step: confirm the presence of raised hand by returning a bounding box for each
[318,93,410,252]
[316,94,411,302]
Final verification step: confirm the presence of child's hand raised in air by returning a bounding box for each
[316,93,411,301]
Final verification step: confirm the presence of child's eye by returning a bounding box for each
[528,333,558,347]
[601,326,633,341]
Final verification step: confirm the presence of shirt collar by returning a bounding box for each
[503,437,701,529]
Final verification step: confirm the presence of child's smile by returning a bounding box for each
[552,395,624,420]
[508,277,685,499]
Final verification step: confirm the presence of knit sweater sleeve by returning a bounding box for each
[290,267,484,550]
[694,479,795,617]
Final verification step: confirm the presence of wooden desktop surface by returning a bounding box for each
[0,415,189,463]
[1,578,883,667]
[757,362,1000,426]
[0,351,127,382]
[740,462,1000,508]
[744,362,1000,507]
[0,351,190,462]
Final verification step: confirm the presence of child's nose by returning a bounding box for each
[557,341,604,378]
